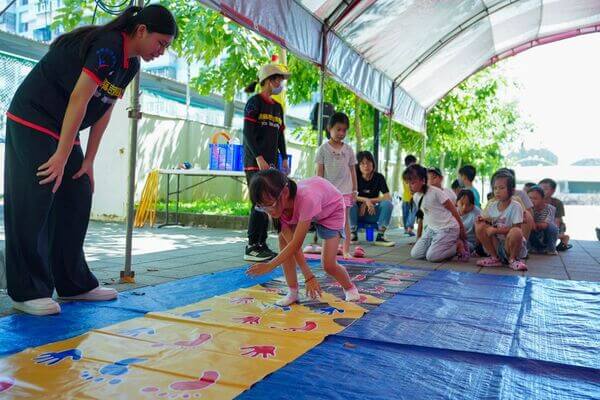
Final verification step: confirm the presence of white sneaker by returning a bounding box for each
[344,285,361,302]
[275,289,299,307]
[13,297,61,316]
[59,286,118,301]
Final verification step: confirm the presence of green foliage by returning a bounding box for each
[156,198,251,216]
[52,0,528,181]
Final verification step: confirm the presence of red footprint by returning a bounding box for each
[170,370,219,391]
[174,333,212,347]
[0,376,14,393]
[352,274,367,281]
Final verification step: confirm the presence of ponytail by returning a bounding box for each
[51,5,177,61]
[244,81,259,94]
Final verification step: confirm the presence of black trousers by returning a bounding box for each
[245,170,269,246]
[4,119,98,302]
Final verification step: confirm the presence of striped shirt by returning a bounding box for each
[533,204,556,224]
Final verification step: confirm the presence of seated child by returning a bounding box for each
[403,164,466,262]
[246,169,360,306]
[539,178,571,251]
[527,185,558,255]
[476,170,528,271]
[455,190,481,261]
[427,167,457,203]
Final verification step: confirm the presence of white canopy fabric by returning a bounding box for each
[197,0,600,132]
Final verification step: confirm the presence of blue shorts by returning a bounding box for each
[315,223,345,240]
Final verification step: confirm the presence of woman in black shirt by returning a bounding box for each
[242,63,290,262]
[4,5,177,315]
[350,151,395,247]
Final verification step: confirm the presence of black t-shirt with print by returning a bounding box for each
[243,93,287,169]
[357,172,390,199]
[8,30,139,139]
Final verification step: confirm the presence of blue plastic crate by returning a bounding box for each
[209,143,234,171]
[233,145,244,171]
[278,154,292,173]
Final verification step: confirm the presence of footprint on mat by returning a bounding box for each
[81,358,146,385]
[174,333,212,348]
[0,376,14,393]
[141,370,219,398]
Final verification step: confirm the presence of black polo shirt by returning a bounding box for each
[358,172,390,199]
[243,93,287,170]
[8,30,139,143]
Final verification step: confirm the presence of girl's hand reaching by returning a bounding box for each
[305,275,322,299]
[247,262,275,276]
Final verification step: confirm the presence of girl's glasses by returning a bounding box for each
[255,183,287,213]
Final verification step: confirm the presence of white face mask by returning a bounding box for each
[271,83,284,95]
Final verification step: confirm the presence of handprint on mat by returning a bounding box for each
[81,358,146,385]
[233,315,261,324]
[271,321,317,332]
[141,371,219,399]
[230,296,255,305]
[35,349,82,365]
[0,376,14,393]
[118,327,155,337]
[181,309,211,318]
[318,306,345,315]
[174,333,212,348]
[240,345,276,359]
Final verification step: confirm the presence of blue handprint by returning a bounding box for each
[81,358,146,385]
[35,349,82,366]
[318,306,345,315]
[182,308,211,318]
[117,327,155,337]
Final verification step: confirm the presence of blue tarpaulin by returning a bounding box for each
[242,270,600,400]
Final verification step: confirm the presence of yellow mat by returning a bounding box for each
[0,283,384,399]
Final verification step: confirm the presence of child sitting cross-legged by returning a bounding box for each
[403,164,466,262]
[455,189,481,262]
[527,185,558,255]
[475,170,528,271]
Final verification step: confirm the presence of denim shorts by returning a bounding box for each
[315,223,346,240]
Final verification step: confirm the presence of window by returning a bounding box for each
[18,12,28,33]
[34,26,51,42]
[21,0,28,5]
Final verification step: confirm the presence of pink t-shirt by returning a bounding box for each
[280,176,345,230]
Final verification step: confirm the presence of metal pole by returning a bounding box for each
[373,108,380,168]
[185,61,191,120]
[122,0,144,283]
[384,113,392,178]
[317,26,326,146]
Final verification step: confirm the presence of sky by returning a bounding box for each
[498,33,600,166]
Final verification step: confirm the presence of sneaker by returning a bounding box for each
[275,288,299,307]
[406,231,416,237]
[59,286,118,301]
[344,285,361,302]
[259,243,278,258]
[374,233,395,247]
[350,231,359,244]
[13,297,61,316]
[556,243,572,252]
[244,244,273,262]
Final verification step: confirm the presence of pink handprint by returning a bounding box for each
[363,285,386,295]
[230,296,255,305]
[174,333,212,348]
[0,376,14,393]
[263,287,283,294]
[240,345,276,359]
[352,274,366,281]
[233,315,261,324]
[275,321,317,332]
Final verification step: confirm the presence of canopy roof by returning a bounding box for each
[197,0,600,132]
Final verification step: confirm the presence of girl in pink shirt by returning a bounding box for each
[246,169,360,306]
